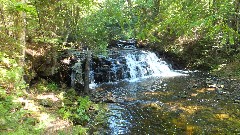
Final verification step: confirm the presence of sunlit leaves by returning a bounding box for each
[13,2,37,16]
[1,0,239,69]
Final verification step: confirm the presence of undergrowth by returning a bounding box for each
[0,41,41,134]
[58,89,92,125]
[0,87,41,134]
[0,49,104,134]
[212,61,240,80]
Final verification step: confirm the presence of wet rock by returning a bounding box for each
[92,51,130,83]
[103,98,116,103]
[103,92,116,103]
[71,62,84,90]
[205,78,227,95]
[91,91,116,103]
[192,83,198,88]
[108,39,137,49]
[233,97,240,103]
[91,93,104,103]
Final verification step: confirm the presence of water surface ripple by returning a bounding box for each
[92,72,240,134]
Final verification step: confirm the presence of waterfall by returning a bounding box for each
[125,50,173,79]
[92,49,182,83]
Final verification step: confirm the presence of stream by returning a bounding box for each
[86,46,240,134]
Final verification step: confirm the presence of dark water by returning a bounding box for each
[91,72,240,135]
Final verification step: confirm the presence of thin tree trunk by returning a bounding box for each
[84,49,91,94]
[20,0,26,82]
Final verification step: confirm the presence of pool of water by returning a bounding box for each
[90,72,240,134]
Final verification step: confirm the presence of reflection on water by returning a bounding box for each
[107,104,132,135]
[92,72,240,134]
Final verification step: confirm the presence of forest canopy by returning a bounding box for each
[1,0,239,51]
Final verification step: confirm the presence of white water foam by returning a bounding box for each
[90,50,186,86]
[125,50,184,81]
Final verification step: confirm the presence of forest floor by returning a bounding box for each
[13,89,73,134]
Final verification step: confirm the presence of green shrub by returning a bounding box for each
[35,80,59,92]
[0,87,41,134]
[0,52,25,91]
[46,82,59,91]
[212,62,240,79]
[59,91,92,125]
[57,125,88,135]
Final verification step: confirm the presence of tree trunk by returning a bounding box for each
[20,0,26,82]
[84,49,91,94]
[21,0,26,60]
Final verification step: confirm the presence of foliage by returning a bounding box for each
[1,0,240,65]
[33,79,59,92]
[127,0,240,70]
[57,125,88,135]
[0,88,41,134]
[46,82,59,91]
[69,0,239,68]
[0,53,25,90]
[58,89,92,125]
[212,62,240,79]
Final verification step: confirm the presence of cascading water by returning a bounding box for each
[91,48,182,83]
[88,42,197,134]
[125,50,180,79]
[89,42,240,134]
